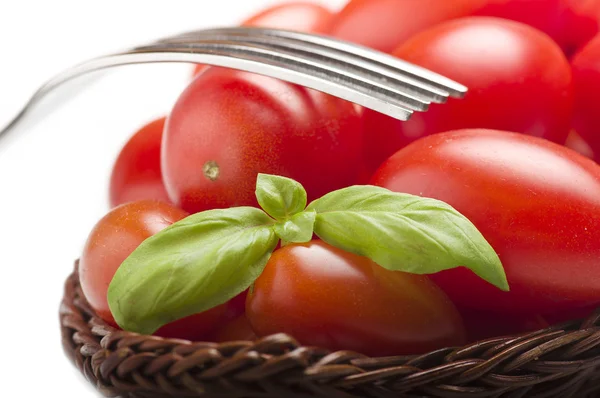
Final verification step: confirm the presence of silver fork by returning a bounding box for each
[0,27,467,139]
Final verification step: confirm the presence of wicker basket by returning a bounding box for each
[60,261,600,398]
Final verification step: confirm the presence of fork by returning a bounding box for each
[0,27,467,139]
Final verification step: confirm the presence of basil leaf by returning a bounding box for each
[273,210,316,244]
[255,173,307,220]
[107,207,278,335]
[307,186,509,291]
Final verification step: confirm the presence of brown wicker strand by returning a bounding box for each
[59,264,600,398]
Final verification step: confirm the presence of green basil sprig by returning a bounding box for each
[306,186,508,291]
[108,174,508,335]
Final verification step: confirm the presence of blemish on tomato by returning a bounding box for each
[203,161,220,181]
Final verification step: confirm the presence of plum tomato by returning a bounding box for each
[572,35,600,155]
[246,240,466,357]
[362,17,573,173]
[213,315,257,342]
[79,200,226,340]
[109,117,170,207]
[162,67,364,213]
[370,129,600,314]
[193,2,334,76]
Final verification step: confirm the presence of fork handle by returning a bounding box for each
[0,48,414,141]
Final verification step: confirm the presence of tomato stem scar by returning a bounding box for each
[203,161,220,181]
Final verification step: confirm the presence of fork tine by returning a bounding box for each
[133,40,432,112]
[159,33,450,104]
[170,27,467,98]
[0,43,414,141]
[0,27,469,140]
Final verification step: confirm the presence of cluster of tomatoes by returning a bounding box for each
[78,0,600,357]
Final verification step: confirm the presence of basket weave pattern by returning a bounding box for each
[60,264,600,398]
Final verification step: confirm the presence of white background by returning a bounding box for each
[0,0,347,396]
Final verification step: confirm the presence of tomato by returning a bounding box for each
[459,308,549,343]
[362,17,573,173]
[246,240,466,357]
[328,0,481,53]
[163,67,363,213]
[213,315,257,342]
[79,200,226,340]
[109,117,169,208]
[370,129,600,314]
[193,2,333,76]
[572,35,600,155]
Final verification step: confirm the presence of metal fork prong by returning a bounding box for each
[172,27,467,98]
[133,41,431,112]
[158,33,450,104]
[0,46,414,140]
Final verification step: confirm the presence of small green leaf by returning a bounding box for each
[307,186,509,291]
[256,173,307,220]
[274,210,316,244]
[107,207,278,335]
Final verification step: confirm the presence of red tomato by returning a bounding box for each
[572,35,600,155]
[370,129,600,314]
[328,0,482,53]
[213,315,257,342]
[246,240,466,357]
[459,308,549,343]
[163,67,363,213]
[79,200,226,340]
[109,118,169,207]
[362,17,573,173]
[193,2,333,76]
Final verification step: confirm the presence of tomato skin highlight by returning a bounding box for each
[246,240,466,357]
[363,17,573,173]
[163,67,363,213]
[564,130,597,163]
[370,129,600,314]
[79,200,226,340]
[109,118,170,207]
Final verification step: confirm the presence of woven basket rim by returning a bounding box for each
[60,261,600,398]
